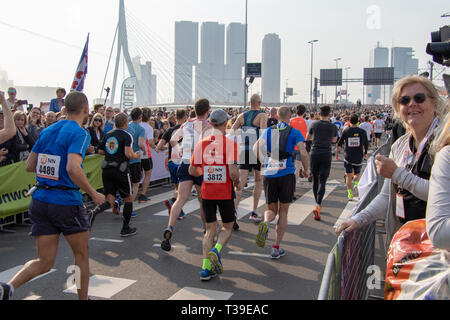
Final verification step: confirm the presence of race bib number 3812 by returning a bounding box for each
[204,166,227,183]
[37,154,61,181]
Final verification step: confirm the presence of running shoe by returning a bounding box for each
[164,199,174,216]
[249,211,262,223]
[208,248,223,275]
[161,227,172,251]
[200,268,216,281]
[131,212,137,218]
[233,221,240,231]
[348,190,354,201]
[0,282,11,300]
[256,221,269,248]
[313,205,322,221]
[113,200,120,216]
[271,248,286,259]
[178,210,186,220]
[138,194,150,203]
[120,226,137,238]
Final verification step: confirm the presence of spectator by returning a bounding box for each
[45,111,57,128]
[426,112,450,250]
[87,113,104,154]
[155,111,164,130]
[0,91,16,144]
[113,107,121,116]
[93,104,105,117]
[49,88,66,113]
[12,111,35,162]
[335,75,447,249]
[27,107,44,141]
[104,106,115,134]
[6,87,24,112]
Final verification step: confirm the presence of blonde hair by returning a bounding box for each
[13,110,27,126]
[391,76,446,128]
[431,108,450,155]
[89,113,104,128]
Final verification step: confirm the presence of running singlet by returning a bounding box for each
[181,119,210,163]
[191,135,238,200]
[98,129,133,165]
[126,122,145,165]
[290,117,307,151]
[241,110,263,152]
[261,122,305,178]
[31,120,91,206]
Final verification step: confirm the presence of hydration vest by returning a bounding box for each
[241,110,263,151]
[267,123,294,161]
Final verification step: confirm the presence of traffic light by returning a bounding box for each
[426,25,450,66]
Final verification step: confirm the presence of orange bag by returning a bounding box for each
[385,219,450,300]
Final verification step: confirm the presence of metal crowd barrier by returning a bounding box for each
[318,137,392,300]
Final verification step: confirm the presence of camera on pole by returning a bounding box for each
[426,25,450,66]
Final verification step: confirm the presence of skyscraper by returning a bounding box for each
[390,47,419,101]
[262,33,281,103]
[132,56,157,106]
[196,22,227,103]
[225,23,245,103]
[174,21,198,104]
[368,42,389,104]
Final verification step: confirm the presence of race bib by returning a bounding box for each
[266,158,287,171]
[348,137,360,147]
[204,166,227,183]
[37,154,61,181]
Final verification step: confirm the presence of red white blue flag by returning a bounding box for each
[71,33,89,92]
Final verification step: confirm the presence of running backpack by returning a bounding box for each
[267,125,294,161]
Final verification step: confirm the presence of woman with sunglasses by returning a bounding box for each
[426,111,450,251]
[27,107,44,141]
[335,75,447,250]
[87,113,104,155]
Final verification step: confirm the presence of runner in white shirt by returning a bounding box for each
[373,115,385,147]
[358,117,373,148]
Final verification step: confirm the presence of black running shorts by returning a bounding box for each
[202,199,236,224]
[129,162,142,184]
[141,158,153,172]
[263,174,296,204]
[102,168,132,198]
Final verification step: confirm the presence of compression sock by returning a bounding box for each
[214,243,223,254]
[202,259,212,270]
[354,181,359,188]
[123,202,133,227]
[348,189,353,197]
[93,201,111,215]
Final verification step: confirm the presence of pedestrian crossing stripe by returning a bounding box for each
[168,287,233,300]
[63,275,136,299]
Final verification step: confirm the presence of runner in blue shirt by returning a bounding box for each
[0,92,105,301]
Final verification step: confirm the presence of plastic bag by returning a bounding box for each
[384,219,450,300]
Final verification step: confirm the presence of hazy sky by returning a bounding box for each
[0,0,448,105]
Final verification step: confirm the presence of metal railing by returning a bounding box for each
[318,137,392,300]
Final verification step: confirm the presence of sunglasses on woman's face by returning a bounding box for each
[398,93,426,106]
[94,119,102,122]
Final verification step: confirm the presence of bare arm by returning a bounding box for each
[188,164,202,177]
[26,151,38,173]
[156,138,168,152]
[258,113,268,130]
[0,91,16,144]
[253,137,267,164]
[297,142,309,177]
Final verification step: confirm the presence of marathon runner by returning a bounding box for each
[156,108,187,220]
[161,99,212,251]
[306,105,338,221]
[189,109,241,280]
[289,104,307,199]
[138,107,156,203]
[0,91,105,300]
[373,114,385,147]
[253,106,309,259]
[336,114,369,201]
[231,94,268,227]
[97,113,141,237]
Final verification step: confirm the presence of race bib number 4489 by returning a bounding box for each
[37,154,61,181]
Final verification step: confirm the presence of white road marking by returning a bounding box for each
[23,295,41,300]
[228,251,271,259]
[64,275,136,299]
[334,197,359,229]
[90,237,124,243]
[169,287,233,300]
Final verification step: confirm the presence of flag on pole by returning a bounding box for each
[71,33,89,92]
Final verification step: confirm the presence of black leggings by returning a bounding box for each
[310,153,332,205]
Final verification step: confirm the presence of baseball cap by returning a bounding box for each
[210,109,230,126]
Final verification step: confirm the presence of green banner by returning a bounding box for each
[0,155,104,219]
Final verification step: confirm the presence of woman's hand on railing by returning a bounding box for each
[335,219,359,237]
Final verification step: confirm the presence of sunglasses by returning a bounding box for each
[94,119,102,122]
[398,93,426,106]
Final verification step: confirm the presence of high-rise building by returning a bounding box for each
[225,23,245,103]
[174,21,198,104]
[132,56,157,106]
[368,42,389,104]
[262,33,281,103]
[196,22,226,103]
[390,47,419,101]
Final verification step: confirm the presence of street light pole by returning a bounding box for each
[243,0,248,109]
[333,58,341,106]
[308,40,318,106]
[344,66,350,104]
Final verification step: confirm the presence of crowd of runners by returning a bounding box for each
[0,85,414,300]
